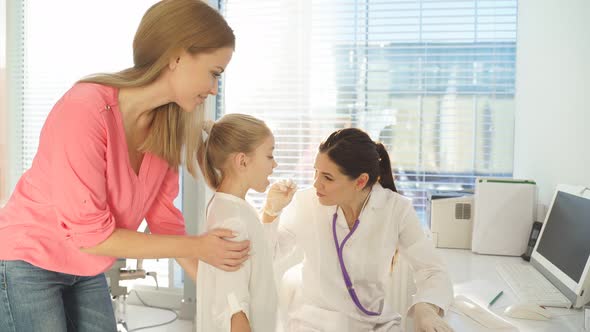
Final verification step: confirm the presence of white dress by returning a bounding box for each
[265,184,453,332]
[196,192,277,332]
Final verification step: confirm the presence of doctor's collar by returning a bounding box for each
[364,183,388,210]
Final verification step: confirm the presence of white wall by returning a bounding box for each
[514,0,590,205]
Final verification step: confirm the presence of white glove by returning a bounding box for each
[413,302,454,332]
[264,179,297,216]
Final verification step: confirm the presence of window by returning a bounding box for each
[5,0,185,298]
[218,0,517,223]
[0,1,7,205]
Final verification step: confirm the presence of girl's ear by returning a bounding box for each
[233,152,248,170]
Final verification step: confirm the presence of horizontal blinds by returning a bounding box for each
[219,0,517,221]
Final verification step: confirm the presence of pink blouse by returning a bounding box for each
[0,83,186,276]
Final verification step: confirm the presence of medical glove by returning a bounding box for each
[413,302,454,332]
[264,179,297,216]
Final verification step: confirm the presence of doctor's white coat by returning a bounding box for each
[265,184,453,332]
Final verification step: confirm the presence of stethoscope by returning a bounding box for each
[332,192,382,316]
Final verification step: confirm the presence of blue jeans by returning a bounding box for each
[0,260,117,332]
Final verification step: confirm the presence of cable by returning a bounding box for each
[126,289,179,332]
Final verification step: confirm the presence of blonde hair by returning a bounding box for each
[79,0,235,177]
[198,114,272,189]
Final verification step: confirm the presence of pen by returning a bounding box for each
[489,291,504,307]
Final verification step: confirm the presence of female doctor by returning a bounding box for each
[262,128,454,332]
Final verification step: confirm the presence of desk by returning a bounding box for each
[437,248,584,332]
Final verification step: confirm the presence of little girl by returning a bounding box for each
[196,114,296,332]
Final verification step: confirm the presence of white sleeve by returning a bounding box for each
[208,217,252,330]
[397,203,454,316]
[263,191,303,266]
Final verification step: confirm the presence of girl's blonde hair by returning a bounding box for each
[79,0,235,177]
[198,114,272,189]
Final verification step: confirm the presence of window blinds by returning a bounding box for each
[217,0,517,221]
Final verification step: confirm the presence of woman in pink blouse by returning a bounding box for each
[0,1,248,331]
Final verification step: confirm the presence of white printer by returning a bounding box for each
[429,191,474,249]
[429,193,473,249]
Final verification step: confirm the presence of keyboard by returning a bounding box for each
[496,262,572,308]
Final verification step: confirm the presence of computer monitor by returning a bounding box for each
[531,184,590,307]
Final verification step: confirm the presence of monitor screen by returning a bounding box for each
[536,191,590,283]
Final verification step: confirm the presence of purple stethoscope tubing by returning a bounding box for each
[332,210,381,316]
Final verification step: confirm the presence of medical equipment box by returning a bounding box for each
[471,178,536,256]
[430,194,474,249]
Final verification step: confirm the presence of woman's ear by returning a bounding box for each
[356,173,370,191]
[168,49,185,71]
[169,56,179,71]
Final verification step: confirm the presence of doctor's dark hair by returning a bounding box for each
[319,128,397,192]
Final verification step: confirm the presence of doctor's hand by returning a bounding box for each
[413,302,454,332]
[195,228,250,272]
[263,179,298,218]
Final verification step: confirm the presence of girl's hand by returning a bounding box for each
[195,228,250,271]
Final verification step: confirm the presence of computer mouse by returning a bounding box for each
[503,303,553,320]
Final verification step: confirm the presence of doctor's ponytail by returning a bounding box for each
[375,142,396,192]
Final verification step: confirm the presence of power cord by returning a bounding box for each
[126,289,179,332]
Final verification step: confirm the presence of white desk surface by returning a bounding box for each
[437,248,584,332]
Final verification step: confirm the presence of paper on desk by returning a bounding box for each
[454,279,511,308]
[451,295,517,330]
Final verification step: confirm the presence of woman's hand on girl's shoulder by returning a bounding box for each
[194,228,250,271]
